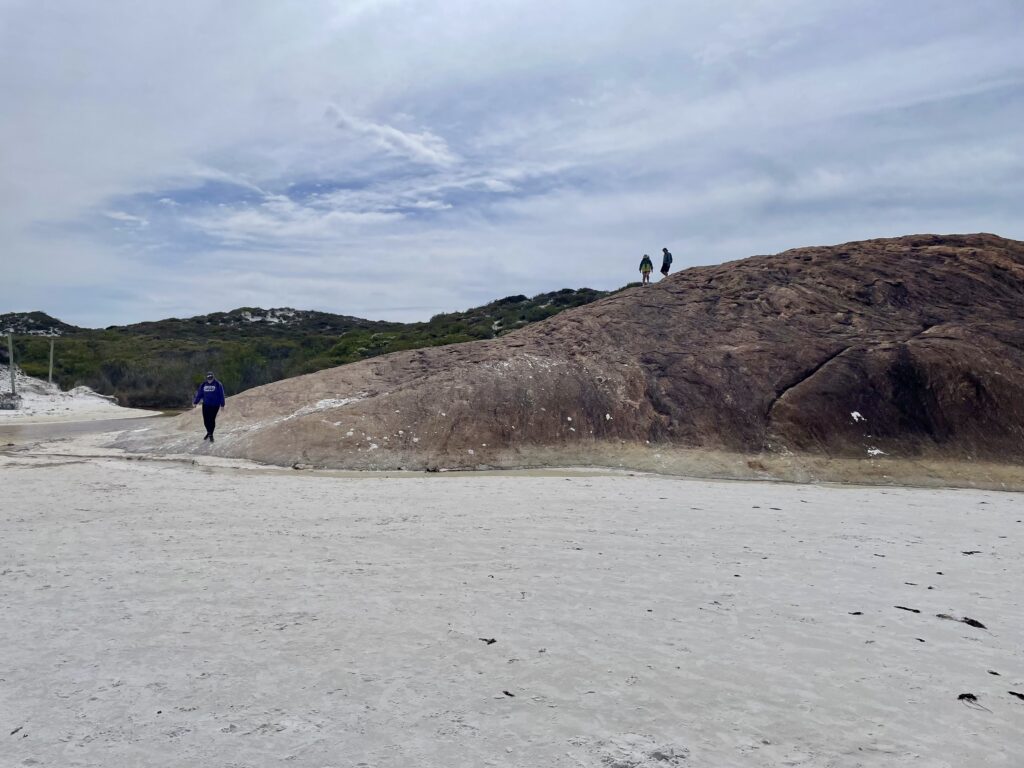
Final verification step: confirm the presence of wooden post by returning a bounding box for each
[49,338,55,384]
[7,333,14,395]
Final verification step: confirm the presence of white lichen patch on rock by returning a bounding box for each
[285,395,367,420]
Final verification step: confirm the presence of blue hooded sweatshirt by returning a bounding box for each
[194,378,226,407]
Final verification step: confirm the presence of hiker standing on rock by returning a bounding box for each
[193,371,226,442]
[639,254,654,284]
[660,247,673,278]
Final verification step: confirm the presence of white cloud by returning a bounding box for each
[185,194,405,245]
[104,211,149,227]
[0,0,1022,326]
[326,106,459,167]
[406,200,453,210]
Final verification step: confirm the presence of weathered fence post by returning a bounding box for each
[7,333,14,395]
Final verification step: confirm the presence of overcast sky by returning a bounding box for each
[1,0,1022,327]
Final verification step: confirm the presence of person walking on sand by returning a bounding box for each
[639,254,654,284]
[660,247,673,278]
[193,371,226,442]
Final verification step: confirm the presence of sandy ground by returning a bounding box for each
[1,436,1022,767]
[0,366,158,424]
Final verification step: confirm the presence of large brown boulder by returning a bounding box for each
[116,234,1024,471]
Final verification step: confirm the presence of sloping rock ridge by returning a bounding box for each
[116,234,1024,469]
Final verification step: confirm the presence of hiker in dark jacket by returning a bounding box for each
[193,372,226,442]
[639,254,654,284]
[660,247,673,277]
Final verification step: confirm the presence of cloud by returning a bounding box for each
[104,211,149,227]
[185,193,405,246]
[326,106,459,167]
[1,0,1022,326]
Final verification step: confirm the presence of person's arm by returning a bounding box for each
[218,382,226,408]
[193,385,202,406]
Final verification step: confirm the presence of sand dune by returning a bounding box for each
[0,365,157,424]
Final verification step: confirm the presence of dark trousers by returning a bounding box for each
[202,404,220,435]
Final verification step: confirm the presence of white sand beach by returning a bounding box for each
[0,366,157,424]
[1,436,1021,767]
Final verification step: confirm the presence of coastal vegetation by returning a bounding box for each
[1,288,612,407]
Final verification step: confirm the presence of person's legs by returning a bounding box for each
[202,404,220,438]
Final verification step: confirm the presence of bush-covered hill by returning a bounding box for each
[1,288,613,408]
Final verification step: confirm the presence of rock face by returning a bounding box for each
[116,234,1024,469]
